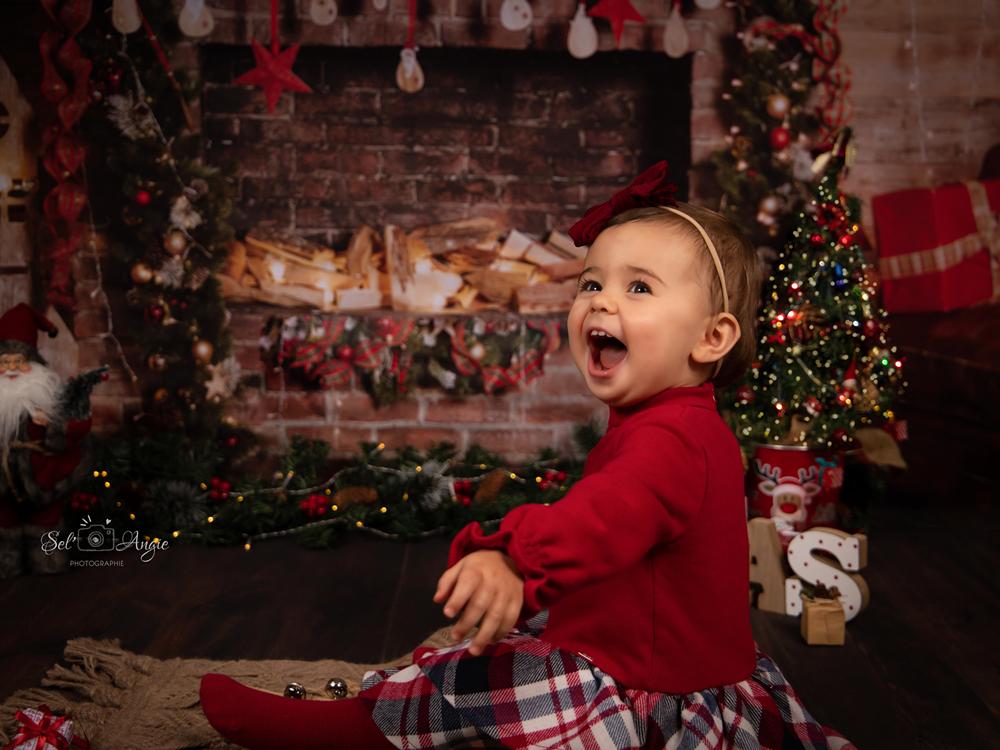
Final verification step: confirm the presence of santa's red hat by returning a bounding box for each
[0,303,58,355]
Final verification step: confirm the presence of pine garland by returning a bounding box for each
[65,430,592,549]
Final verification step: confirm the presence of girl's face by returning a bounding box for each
[568,221,716,408]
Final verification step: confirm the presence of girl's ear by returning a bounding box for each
[691,312,741,368]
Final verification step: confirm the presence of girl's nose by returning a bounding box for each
[590,289,617,313]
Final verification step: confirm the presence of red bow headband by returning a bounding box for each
[567,161,678,247]
[567,160,732,333]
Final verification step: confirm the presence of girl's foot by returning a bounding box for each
[199,673,394,750]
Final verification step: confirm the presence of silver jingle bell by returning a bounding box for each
[325,677,349,699]
[283,682,307,699]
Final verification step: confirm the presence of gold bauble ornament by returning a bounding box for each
[164,229,189,256]
[766,93,790,119]
[131,262,154,284]
[192,339,214,364]
[153,387,170,403]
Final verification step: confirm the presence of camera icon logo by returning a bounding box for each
[78,523,116,552]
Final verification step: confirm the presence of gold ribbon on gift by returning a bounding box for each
[878,181,1000,299]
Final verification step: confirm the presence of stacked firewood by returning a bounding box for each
[219,218,586,313]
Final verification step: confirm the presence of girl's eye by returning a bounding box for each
[628,280,651,294]
[578,278,600,292]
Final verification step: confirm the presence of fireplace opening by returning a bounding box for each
[201,45,692,246]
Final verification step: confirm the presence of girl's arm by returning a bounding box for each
[448,422,706,614]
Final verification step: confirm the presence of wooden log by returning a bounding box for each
[546,230,587,259]
[346,225,379,278]
[542,258,585,281]
[408,217,502,255]
[464,268,524,305]
[514,280,577,313]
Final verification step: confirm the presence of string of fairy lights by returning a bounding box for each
[82,441,571,550]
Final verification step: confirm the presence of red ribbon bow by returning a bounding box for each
[567,161,679,247]
[6,705,89,750]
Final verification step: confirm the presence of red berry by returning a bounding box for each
[336,344,355,361]
[135,189,152,206]
[556,471,567,481]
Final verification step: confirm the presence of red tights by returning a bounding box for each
[199,673,395,750]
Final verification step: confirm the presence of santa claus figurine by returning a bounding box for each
[0,304,104,577]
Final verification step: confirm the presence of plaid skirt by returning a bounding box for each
[358,613,854,750]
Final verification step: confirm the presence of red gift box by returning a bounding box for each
[872,179,1000,313]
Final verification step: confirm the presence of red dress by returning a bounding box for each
[358,383,854,749]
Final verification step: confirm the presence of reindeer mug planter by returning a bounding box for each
[750,443,844,547]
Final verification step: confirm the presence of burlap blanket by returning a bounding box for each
[0,629,453,749]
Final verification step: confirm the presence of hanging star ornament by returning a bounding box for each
[234,38,312,113]
[588,0,645,47]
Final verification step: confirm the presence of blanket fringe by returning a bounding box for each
[1,629,453,749]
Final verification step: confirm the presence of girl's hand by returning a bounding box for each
[433,550,524,656]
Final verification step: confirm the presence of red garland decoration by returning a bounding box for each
[234,0,312,113]
[37,0,93,310]
[274,317,562,397]
[284,318,352,387]
[746,0,851,147]
[450,319,560,395]
[588,0,645,47]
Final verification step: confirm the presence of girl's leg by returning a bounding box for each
[200,673,395,750]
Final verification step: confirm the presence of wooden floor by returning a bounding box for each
[0,490,996,749]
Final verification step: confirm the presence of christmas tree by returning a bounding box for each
[723,130,906,451]
[79,0,236,433]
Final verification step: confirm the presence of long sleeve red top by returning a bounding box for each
[448,382,755,694]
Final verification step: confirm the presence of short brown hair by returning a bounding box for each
[606,203,762,389]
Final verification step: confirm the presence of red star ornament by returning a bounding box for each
[588,0,645,47]
[234,38,312,113]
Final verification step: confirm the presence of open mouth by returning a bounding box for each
[587,329,628,375]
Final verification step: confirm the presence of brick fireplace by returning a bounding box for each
[81,0,735,460]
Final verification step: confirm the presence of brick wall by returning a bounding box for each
[201,46,693,244]
[838,0,1000,231]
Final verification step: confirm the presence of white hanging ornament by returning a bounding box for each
[396,48,425,94]
[500,0,533,32]
[694,0,721,9]
[309,0,338,26]
[112,0,142,34]
[178,0,215,37]
[373,0,388,9]
[663,0,688,58]
[567,2,598,59]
